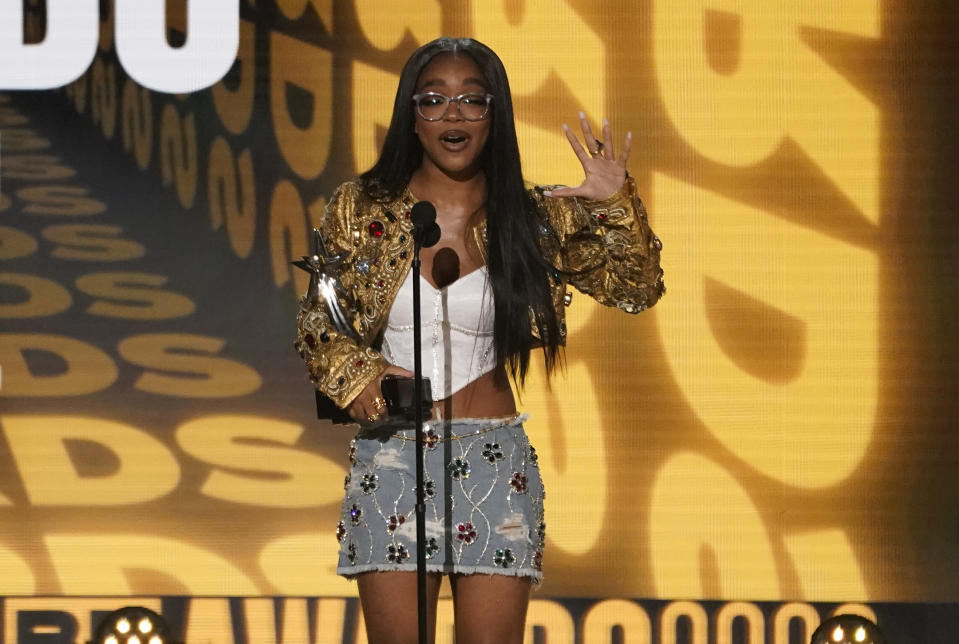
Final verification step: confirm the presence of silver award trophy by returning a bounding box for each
[293,228,431,425]
[293,229,359,424]
[292,228,359,343]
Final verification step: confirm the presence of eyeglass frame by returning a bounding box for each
[411,92,494,121]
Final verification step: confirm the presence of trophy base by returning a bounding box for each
[314,377,433,427]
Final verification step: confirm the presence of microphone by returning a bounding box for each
[410,201,441,248]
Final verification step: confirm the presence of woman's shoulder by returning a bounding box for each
[330,178,410,209]
[325,180,379,218]
[328,178,364,203]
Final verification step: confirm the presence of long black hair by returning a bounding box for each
[360,37,562,385]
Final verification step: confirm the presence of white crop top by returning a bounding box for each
[381,266,496,400]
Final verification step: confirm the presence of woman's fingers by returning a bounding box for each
[347,364,416,422]
[562,123,592,165]
[572,114,626,162]
[550,117,629,199]
[347,401,365,422]
[578,112,601,156]
[601,118,614,160]
[348,398,374,422]
[382,365,414,378]
[620,131,632,167]
[543,184,584,198]
[347,378,382,422]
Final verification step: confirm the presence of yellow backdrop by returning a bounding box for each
[1,1,956,642]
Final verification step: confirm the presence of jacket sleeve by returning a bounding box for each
[534,176,665,314]
[294,182,388,408]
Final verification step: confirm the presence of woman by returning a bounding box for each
[296,37,664,643]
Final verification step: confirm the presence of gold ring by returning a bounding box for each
[591,139,604,155]
[373,396,386,410]
[367,414,378,423]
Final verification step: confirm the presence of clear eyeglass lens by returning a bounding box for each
[415,93,490,121]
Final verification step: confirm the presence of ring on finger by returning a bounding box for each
[373,396,386,410]
[590,139,605,156]
[367,413,378,423]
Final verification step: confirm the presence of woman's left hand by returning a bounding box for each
[544,112,631,201]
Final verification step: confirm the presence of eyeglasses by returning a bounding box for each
[411,92,493,121]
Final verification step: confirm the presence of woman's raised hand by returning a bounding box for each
[544,112,631,201]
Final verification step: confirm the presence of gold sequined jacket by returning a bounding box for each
[295,176,665,408]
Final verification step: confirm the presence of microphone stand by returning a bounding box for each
[409,201,438,644]
[411,239,428,644]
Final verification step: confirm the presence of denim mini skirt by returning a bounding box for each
[335,414,545,584]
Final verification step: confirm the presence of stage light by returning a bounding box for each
[89,606,178,644]
[810,615,887,644]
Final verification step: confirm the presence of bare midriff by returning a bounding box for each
[430,364,517,420]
